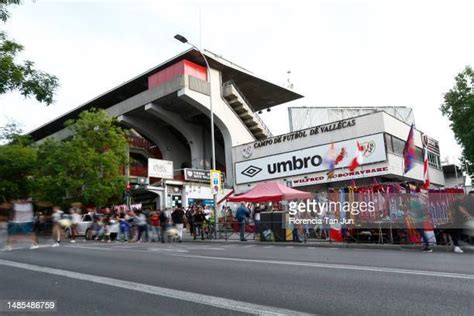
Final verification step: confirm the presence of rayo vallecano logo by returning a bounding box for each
[361,141,376,157]
[241,165,262,177]
[241,144,254,158]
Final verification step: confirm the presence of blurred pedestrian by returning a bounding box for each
[193,207,205,240]
[150,211,161,242]
[135,210,148,243]
[51,206,64,247]
[70,208,81,243]
[159,208,169,243]
[236,203,250,242]
[172,204,185,243]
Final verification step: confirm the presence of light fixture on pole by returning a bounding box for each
[174,34,218,239]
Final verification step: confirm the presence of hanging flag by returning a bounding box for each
[403,124,416,174]
[335,147,346,165]
[325,143,337,177]
[348,141,364,171]
[423,147,430,189]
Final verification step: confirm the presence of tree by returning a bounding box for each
[0,0,59,104]
[34,109,129,207]
[440,66,474,177]
[0,120,37,202]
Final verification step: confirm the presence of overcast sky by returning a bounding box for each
[1,0,473,165]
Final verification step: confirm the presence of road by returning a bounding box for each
[0,241,473,315]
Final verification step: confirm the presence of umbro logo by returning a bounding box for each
[241,165,262,177]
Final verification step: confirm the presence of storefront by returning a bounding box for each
[232,111,445,193]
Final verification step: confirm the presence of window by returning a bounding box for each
[415,147,423,162]
[386,134,424,162]
[384,133,393,152]
[428,152,441,169]
[392,137,405,155]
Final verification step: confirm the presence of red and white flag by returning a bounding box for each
[423,147,430,189]
[348,141,364,171]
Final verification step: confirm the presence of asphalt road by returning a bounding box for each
[0,240,473,315]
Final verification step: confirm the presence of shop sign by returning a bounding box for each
[184,168,210,182]
[148,158,173,179]
[291,166,389,187]
[235,133,386,184]
[422,134,440,155]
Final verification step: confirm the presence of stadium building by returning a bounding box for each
[29,49,302,209]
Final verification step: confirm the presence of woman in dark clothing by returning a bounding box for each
[193,207,205,240]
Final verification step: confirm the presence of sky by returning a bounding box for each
[1,0,473,167]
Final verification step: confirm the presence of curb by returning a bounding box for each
[187,239,474,253]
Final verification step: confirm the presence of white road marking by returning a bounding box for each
[242,245,255,248]
[0,259,311,316]
[168,254,474,281]
[263,246,274,249]
[285,246,294,249]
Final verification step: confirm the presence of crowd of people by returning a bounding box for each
[44,203,223,247]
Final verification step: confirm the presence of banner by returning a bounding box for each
[210,170,223,195]
[235,133,387,184]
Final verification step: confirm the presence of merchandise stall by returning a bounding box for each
[226,181,311,241]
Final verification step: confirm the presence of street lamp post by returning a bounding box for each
[174,34,218,239]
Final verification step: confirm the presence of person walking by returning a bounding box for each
[448,191,474,253]
[70,208,81,243]
[51,206,64,247]
[172,204,185,243]
[236,203,250,242]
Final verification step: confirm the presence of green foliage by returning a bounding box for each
[34,109,129,207]
[0,1,59,104]
[440,66,474,176]
[0,0,21,23]
[0,140,36,202]
[0,119,32,145]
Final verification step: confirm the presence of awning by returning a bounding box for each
[227,181,311,203]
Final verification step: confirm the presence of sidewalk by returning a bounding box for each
[189,237,474,253]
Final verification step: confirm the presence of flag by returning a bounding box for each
[403,124,416,174]
[325,143,337,176]
[348,141,364,171]
[335,147,346,165]
[423,147,430,189]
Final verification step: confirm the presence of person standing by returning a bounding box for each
[236,203,250,242]
[172,204,185,243]
[185,206,194,236]
[193,207,205,240]
[135,210,148,243]
[150,211,161,242]
[159,208,169,243]
[254,204,262,241]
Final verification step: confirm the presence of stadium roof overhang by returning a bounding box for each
[29,48,303,141]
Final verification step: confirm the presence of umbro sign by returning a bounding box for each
[241,165,262,177]
[234,133,386,184]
